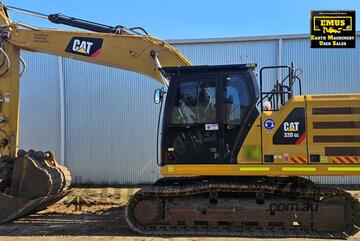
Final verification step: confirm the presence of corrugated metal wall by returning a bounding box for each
[175,40,279,91]
[282,38,360,94]
[18,34,360,185]
[62,60,162,184]
[19,52,61,159]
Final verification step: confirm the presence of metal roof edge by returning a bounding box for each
[167,31,360,44]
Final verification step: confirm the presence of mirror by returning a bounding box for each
[154,88,163,104]
[295,68,303,77]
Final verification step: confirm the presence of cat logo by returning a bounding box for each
[283,122,299,132]
[72,40,93,54]
[65,37,103,58]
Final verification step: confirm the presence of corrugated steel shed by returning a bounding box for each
[18,33,360,185]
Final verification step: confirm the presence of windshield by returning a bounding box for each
[171,79,217,124]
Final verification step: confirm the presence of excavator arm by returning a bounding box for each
[0,3,190,224]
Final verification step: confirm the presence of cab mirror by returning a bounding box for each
[295,68,303,77]
[153,88,164,104]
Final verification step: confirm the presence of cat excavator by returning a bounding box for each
[0,3,360,239]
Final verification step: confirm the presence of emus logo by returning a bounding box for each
[65,37,103,58]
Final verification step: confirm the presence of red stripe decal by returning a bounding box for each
[291,157,303,164]
[342,157,349,164]
[298,157,306,163]
[336,157,345,163]
[91,49,102,58]
[345,157,355,163]
[295,132,306,145]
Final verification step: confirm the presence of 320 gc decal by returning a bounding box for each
[65,37,103,58]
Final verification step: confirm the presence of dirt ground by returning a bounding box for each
[1,188,360,241]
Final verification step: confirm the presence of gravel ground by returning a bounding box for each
[0,188,360,241]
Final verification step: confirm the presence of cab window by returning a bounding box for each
[223,74,252,125]
[171,79,217,124]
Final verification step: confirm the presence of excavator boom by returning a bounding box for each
[0,3,190,224]
[2,7,191,83]
[7,28,190,82]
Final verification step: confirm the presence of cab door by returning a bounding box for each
[163,74,223,164]
[222,72,257,163]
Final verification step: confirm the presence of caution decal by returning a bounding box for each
[290,157,307,164]
[332,156,359,164]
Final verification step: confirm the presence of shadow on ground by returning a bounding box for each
[0,207,136,236]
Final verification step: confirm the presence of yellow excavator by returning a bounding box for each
[0,3,359,238]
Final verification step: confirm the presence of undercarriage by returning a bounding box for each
[126,176,360,238]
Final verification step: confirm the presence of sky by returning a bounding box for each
[3,0,360,40]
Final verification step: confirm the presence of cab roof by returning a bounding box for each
[161,64,257,77]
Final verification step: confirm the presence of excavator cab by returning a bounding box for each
[159,64,259,165]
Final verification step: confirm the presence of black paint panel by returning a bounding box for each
[325,147,360,156]
[273,108,306,145]
[65,37,103,57]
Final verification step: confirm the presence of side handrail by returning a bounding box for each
[259,64,302,112]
